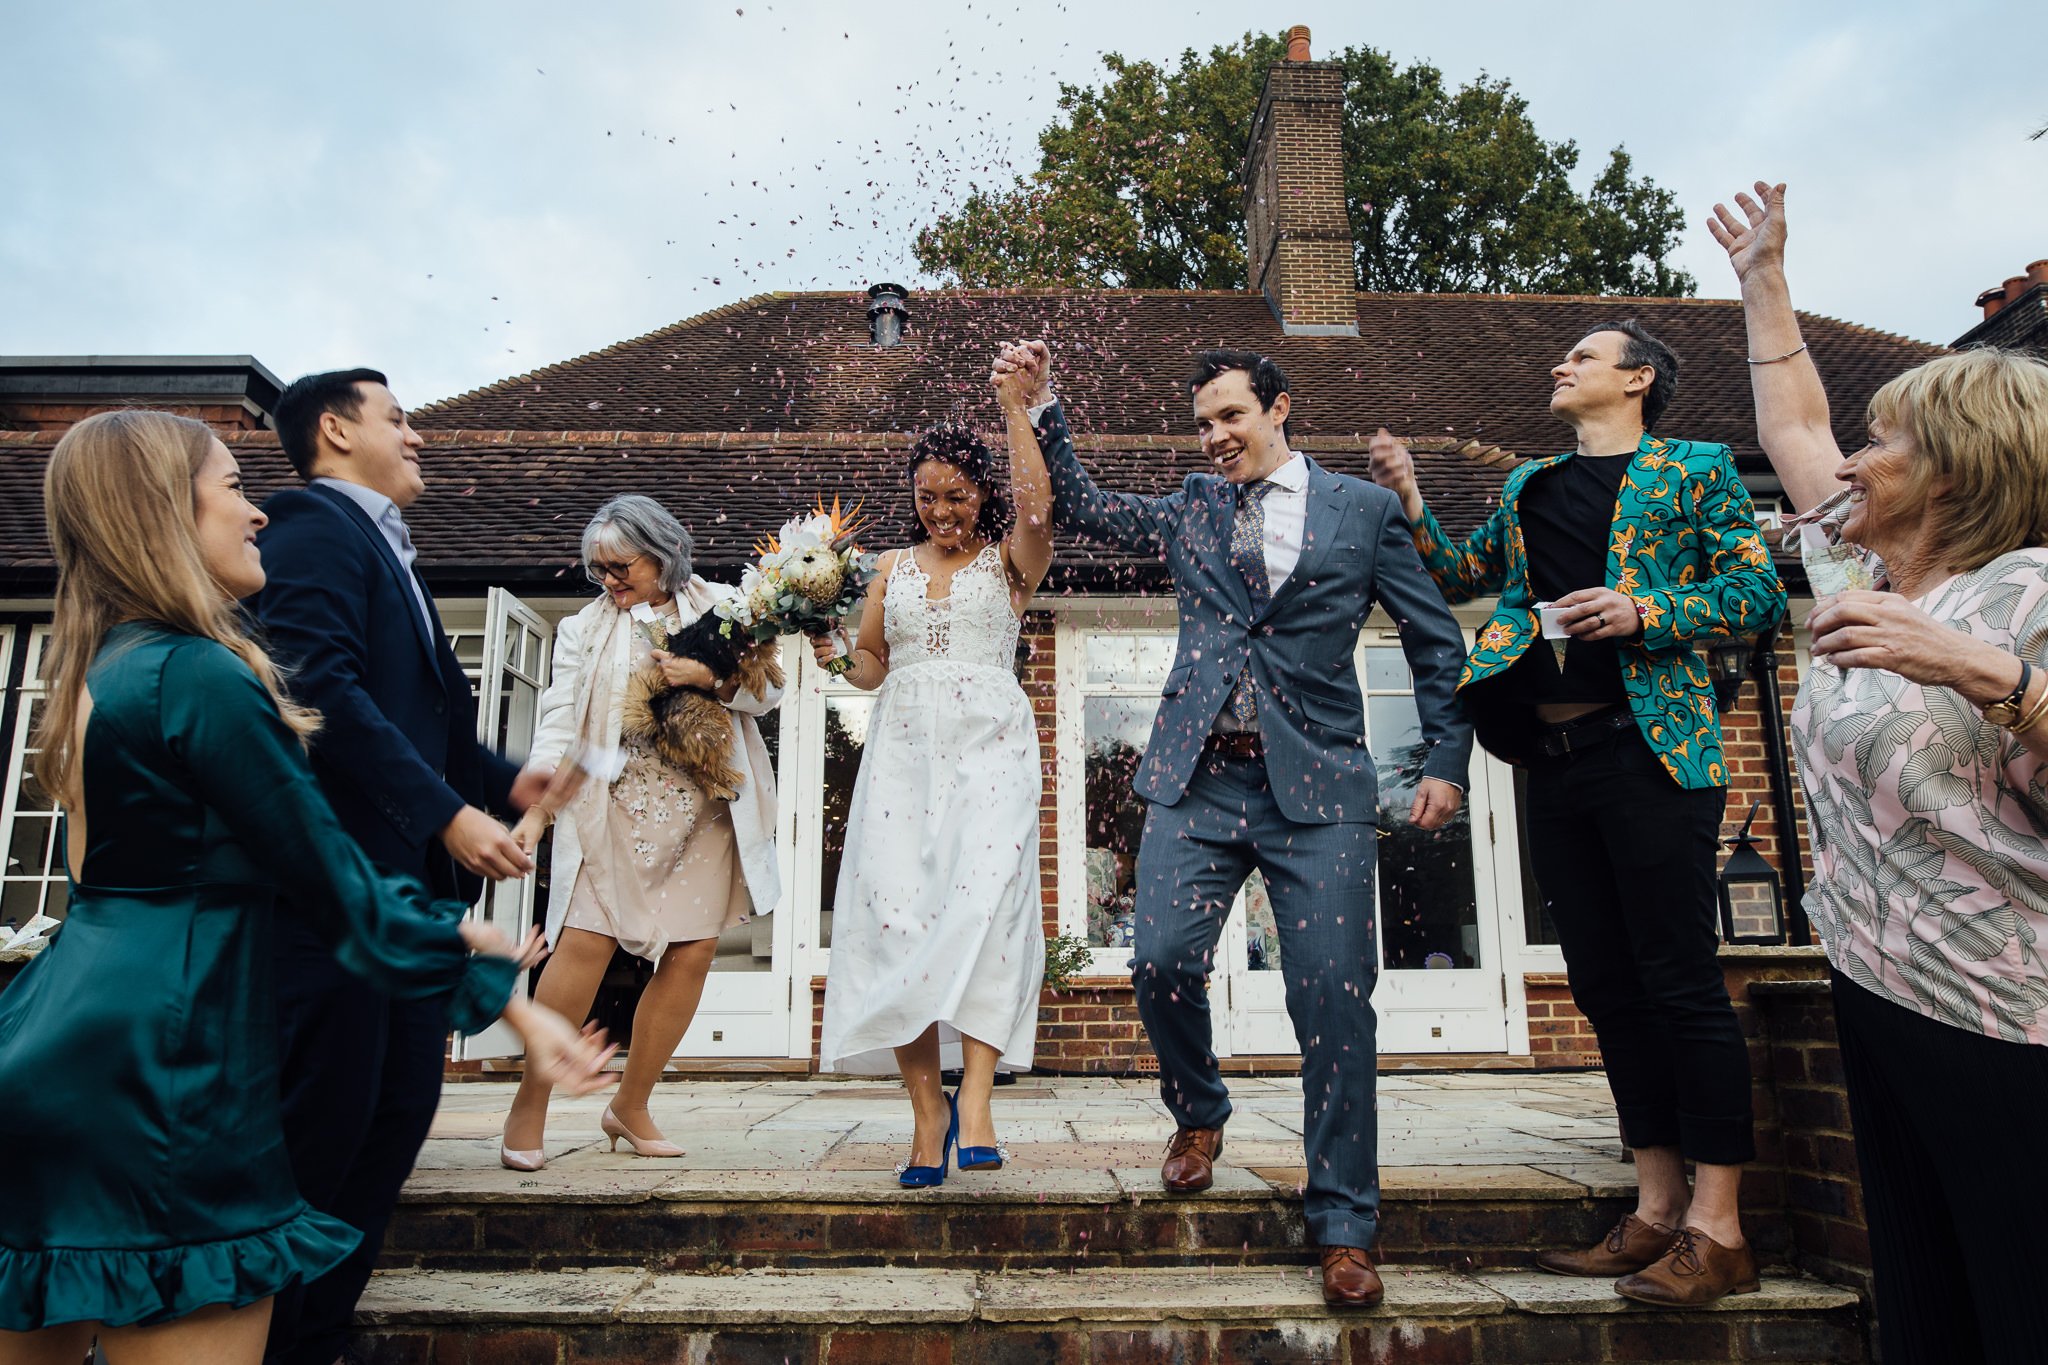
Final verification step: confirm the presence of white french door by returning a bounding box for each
[453,593,798,1061]
[1059,613,1520,1057]
[1224,628,1512,1055]
[456,589,554,1060]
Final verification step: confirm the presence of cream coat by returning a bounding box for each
[530,585,783,947]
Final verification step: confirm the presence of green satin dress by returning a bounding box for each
[0,623,514,1331]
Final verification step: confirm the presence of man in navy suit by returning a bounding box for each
[253,369,546,1365]
[1010,342,1471,1307]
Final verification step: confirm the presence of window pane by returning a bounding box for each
[1244,868,1280,972]
[1082,695,1155,948]
[7,815,51,879]
[818,694,876,950]
[709,912,775,972]
[1364,646,1410,693]
[1371,693,1480,970]
[1513,768,1558,945]
[1084,634,1135,684]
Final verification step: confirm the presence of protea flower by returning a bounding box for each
[783,546,845,605]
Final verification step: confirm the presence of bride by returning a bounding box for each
[814,344,1054,1186]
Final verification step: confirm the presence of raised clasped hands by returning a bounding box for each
[1706,180,1788,283]
[990,339,1053,412]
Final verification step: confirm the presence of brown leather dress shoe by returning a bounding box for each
[1320,1246,1385,1307]
[1160,1126,1223,1193]
[1614,1227,1760,1306]
[1533,1213,1675,1277]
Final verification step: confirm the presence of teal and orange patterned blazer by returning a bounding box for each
[1412,434,1786,791]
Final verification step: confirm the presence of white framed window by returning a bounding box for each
[1053,605,1182,977]
[0,625,62,930]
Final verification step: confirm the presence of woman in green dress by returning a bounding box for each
[0,411,614,1363]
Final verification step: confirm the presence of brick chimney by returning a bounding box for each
[1240,26,1357,337]
[1953,257,2048,359]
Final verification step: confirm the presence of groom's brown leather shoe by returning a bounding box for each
[1534,1213,1674,1277]
[1614,1227,1760,1306]
[1160,1126,1223,1193]
[1320,1246,1385,1307]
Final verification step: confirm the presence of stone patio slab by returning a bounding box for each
[1110,1165,1277,1199]
[620,1267,979,1324]
[1473,1270,1860,1314]
[650,1166,1125,1204]
[399,1166,679,1205]
[357,1268,648,1324]
[976,1263,1504,1322]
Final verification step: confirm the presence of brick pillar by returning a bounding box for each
[1240,43,1357,337]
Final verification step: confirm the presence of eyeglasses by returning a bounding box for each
[591,555,645,582]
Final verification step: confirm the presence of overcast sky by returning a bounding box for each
[3,0,2041,406]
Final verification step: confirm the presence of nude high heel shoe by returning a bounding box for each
[601,1105,683,1158]
[499,1144,547,1172]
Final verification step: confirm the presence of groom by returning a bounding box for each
[1009,341,1472,1305]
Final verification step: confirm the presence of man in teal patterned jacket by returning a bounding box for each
[1371,321,1786,1306]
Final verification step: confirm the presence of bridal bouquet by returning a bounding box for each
[714,496,879,674]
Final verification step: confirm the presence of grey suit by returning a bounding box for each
[1038,400,1471,1248]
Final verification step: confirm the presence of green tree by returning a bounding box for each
[915,34,1694,297]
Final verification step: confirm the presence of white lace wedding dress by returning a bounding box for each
[819,543,1046,1074]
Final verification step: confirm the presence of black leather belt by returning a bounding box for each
[1530,707,1634,759]
[1204,731,1264,761]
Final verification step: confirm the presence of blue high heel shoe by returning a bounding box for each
[896,1093,958,1188]
[956,1093,1007,1172]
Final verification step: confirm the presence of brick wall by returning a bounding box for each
[0,399,269,432]
[1751,978,1871,1293]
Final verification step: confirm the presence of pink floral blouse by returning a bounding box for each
[1790,548,2048,1044]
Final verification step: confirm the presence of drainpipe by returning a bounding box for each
[1751,620,1811,945]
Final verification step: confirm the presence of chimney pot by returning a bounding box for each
[2027,259,2048,289]
[1978,287,2008,320]
[2004,274,2031,305]
[865,283,909,348]
[1285,25,1311,61]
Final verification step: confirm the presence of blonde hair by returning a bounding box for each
[1872,348,2048,572]
[34,410,319,806]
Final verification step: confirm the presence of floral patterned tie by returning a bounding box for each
[1226,480,1275,726]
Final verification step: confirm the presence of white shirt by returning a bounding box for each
[1248,452,1309,593]
[312,477,436,636]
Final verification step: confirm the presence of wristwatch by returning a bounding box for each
[1982,657,2034,727]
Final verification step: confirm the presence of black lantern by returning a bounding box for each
[1707,636,1753,714]
[1718,802,1786,945]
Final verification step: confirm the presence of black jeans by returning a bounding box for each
[1833,969,2048,1365]
[1525,723,1753,1164]
[264,917,449,1365]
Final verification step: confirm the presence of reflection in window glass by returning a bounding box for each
[1371,692,1480,970]
[1364,647,1411,693]
[1083,696,1154,948]
[819,694,876,950]
[1513,768,1559,945]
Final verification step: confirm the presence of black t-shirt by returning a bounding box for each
[1500,453,1633,706]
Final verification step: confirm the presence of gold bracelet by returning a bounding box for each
[2008,678,2048,736]
[1746,343,1809,366]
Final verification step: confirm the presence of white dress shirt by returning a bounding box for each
[311,477,436,635]
[1248,452,1309,593]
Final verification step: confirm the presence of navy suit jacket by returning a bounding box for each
[1040,401,1472,824]
[251,482,518,902]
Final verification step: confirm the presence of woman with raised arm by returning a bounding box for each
[0,411,612,1364]
[814,344,1056,1187]
[1713,182,2048,1362]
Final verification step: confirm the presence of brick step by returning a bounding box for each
[351,1263,1865,1364]
[386,1165,1792,1275]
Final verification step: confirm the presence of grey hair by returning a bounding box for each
[581,494,693,598]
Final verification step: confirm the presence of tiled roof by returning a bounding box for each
[0,429,1510,594]
[0,286,1936,595]
[415,289,1939,467]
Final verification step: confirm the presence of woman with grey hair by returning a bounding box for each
[498,495,783,1167]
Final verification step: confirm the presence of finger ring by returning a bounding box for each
[1594,614,1605,627]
